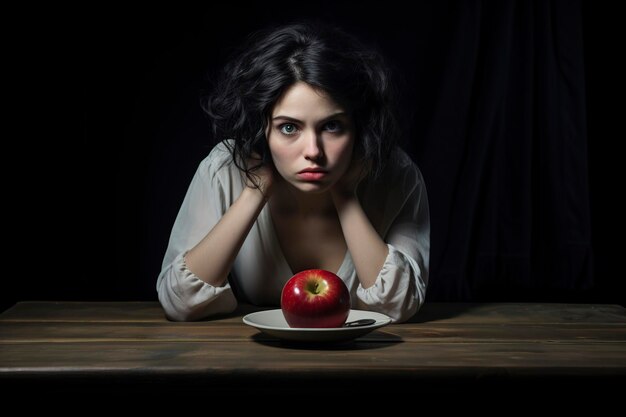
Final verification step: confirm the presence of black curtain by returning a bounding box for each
[418,1,593,301]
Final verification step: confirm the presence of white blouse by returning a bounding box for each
[157,140,430,322]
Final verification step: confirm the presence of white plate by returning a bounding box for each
[242,309,392,342]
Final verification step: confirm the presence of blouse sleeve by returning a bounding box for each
[354,163,430,323]
[156,147,238,321]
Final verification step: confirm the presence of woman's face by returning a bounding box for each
[267,82,355,193]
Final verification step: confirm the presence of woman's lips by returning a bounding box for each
[297,170,328,181]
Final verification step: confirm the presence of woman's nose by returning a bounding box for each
[303,130,323,161]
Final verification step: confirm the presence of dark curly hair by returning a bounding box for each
[201,21,400,187]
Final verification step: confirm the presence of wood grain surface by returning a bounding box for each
[1,301,624,397]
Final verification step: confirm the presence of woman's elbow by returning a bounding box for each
[159,294,238,321]
[159,296,197,321]
[157,280,238,322]
[390,277,426,323]
[391,298,420,323]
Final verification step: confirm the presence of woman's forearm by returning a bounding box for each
[333,194,388,289]
[185,187,268,287]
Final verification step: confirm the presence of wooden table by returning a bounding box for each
[1,302,625,399]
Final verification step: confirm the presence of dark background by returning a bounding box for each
[3,1,623,313]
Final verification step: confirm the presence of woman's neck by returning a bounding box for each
[271,180,335,218]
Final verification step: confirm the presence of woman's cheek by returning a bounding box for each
[339,145,355,175]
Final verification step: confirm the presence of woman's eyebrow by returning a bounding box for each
[272,112,347,124]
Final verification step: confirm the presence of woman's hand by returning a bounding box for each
[186,152,276,289]
[331,156,371,201]
[245,153,276,198]
[330,155,388,290]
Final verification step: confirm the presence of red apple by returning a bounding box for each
[281,269,351,328]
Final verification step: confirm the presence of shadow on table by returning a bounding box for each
[250,331,403,350]
[406,302,478,323]
[191,303,273,322]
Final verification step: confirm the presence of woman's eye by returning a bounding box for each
[324,121,343,133]
[279,123,298,135]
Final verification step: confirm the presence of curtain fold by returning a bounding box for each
[420,0,592,301]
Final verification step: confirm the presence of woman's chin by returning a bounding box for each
[292,181,333,194]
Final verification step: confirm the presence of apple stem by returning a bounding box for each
[305,279,327,295]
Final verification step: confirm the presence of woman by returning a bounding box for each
[157,22,430,322]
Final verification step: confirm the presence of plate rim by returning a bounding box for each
[242,308,392,332]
